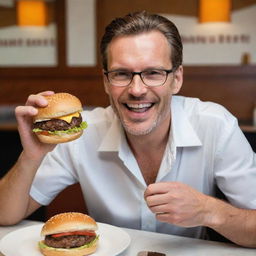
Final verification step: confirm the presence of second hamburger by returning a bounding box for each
[38,212,99,256]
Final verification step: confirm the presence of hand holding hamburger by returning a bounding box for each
[39,212,99,256]
[32,93,87,144]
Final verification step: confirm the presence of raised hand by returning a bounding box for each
[15,91,56,160]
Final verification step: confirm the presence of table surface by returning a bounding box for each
[0,220,255,256]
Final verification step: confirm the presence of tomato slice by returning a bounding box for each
[38,131,50,136]
[51,230,96,238]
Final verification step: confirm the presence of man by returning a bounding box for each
[0,11,256,247]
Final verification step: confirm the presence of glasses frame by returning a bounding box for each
[104,68,174,87]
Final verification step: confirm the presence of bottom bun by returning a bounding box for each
[36,130,83,144]
[39,242,98,256]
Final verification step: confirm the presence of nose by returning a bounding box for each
[128,74,147,96]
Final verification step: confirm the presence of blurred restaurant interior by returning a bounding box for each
[0,0,255,223]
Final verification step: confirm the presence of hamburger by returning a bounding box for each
[38,212,99,256]
[32,93,87,144]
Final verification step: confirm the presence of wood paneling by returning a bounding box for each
[182,66,256,122]
[0,7,16,27]
[0,73,108,107]
[233,0,256,10]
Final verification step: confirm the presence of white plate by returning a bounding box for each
[0,222,131,256]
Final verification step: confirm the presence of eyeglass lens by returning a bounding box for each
[107,69,169,87]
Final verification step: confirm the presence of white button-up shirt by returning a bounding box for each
[30,96,256,238]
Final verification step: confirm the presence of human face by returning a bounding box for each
[104,31,183,136]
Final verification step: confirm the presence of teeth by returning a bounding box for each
[127,103,152,109]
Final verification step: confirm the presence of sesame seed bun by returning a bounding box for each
[39,243,98,256]
[34,93,83,122]
[41,212,98,236]
[36,130,83,144]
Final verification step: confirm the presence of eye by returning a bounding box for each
[146,70,162,75]
[111,71,131,80]
[143,69,165,79]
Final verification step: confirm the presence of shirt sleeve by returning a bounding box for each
[214,116,256,209]
[30,144,78,205]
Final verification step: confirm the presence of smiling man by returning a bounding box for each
[0,11,256,248]
[102,30,183,185]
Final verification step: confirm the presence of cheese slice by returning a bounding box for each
[58,112,80,123]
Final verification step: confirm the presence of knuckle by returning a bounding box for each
[14,106,21,114]
[147,183,154,191]
[27,94,36,101]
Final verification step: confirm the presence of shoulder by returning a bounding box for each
[173,96,237,125]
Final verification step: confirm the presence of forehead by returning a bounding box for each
[107,31,172,69]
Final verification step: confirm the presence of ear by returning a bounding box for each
[102,70,110,95]
[171,65,183,94]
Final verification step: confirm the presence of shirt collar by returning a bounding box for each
[98,114,122,152]
[171,97,202,147]
[98,113,145,185]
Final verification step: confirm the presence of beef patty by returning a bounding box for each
[44,234,96,249]
[33,114,82,131]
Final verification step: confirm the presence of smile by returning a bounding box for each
[125,103,154,113]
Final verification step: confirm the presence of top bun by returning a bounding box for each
[34,93,83,122]
[41,212,98,236]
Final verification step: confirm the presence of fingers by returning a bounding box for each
[144,183,172,216]
[25,91,54,107]
[145,193,168,207]
[144,182,186,216]
[144,183,170,211]
[144,182,170,198]
[149,203,169,215]
[39,91,55,96]
[16,91,55,120]
[15,106,37,117]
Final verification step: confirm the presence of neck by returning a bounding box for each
[125,115,171,185]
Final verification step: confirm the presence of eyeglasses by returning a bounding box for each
[104,68,173,87]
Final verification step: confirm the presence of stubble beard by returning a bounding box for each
[122,117,158,136]
[108,95,163,136]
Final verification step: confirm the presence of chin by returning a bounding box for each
[122,120,158,136]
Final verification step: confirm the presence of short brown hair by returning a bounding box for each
[100,11,183,71]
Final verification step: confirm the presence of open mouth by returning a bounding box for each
[125,103,154,113]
